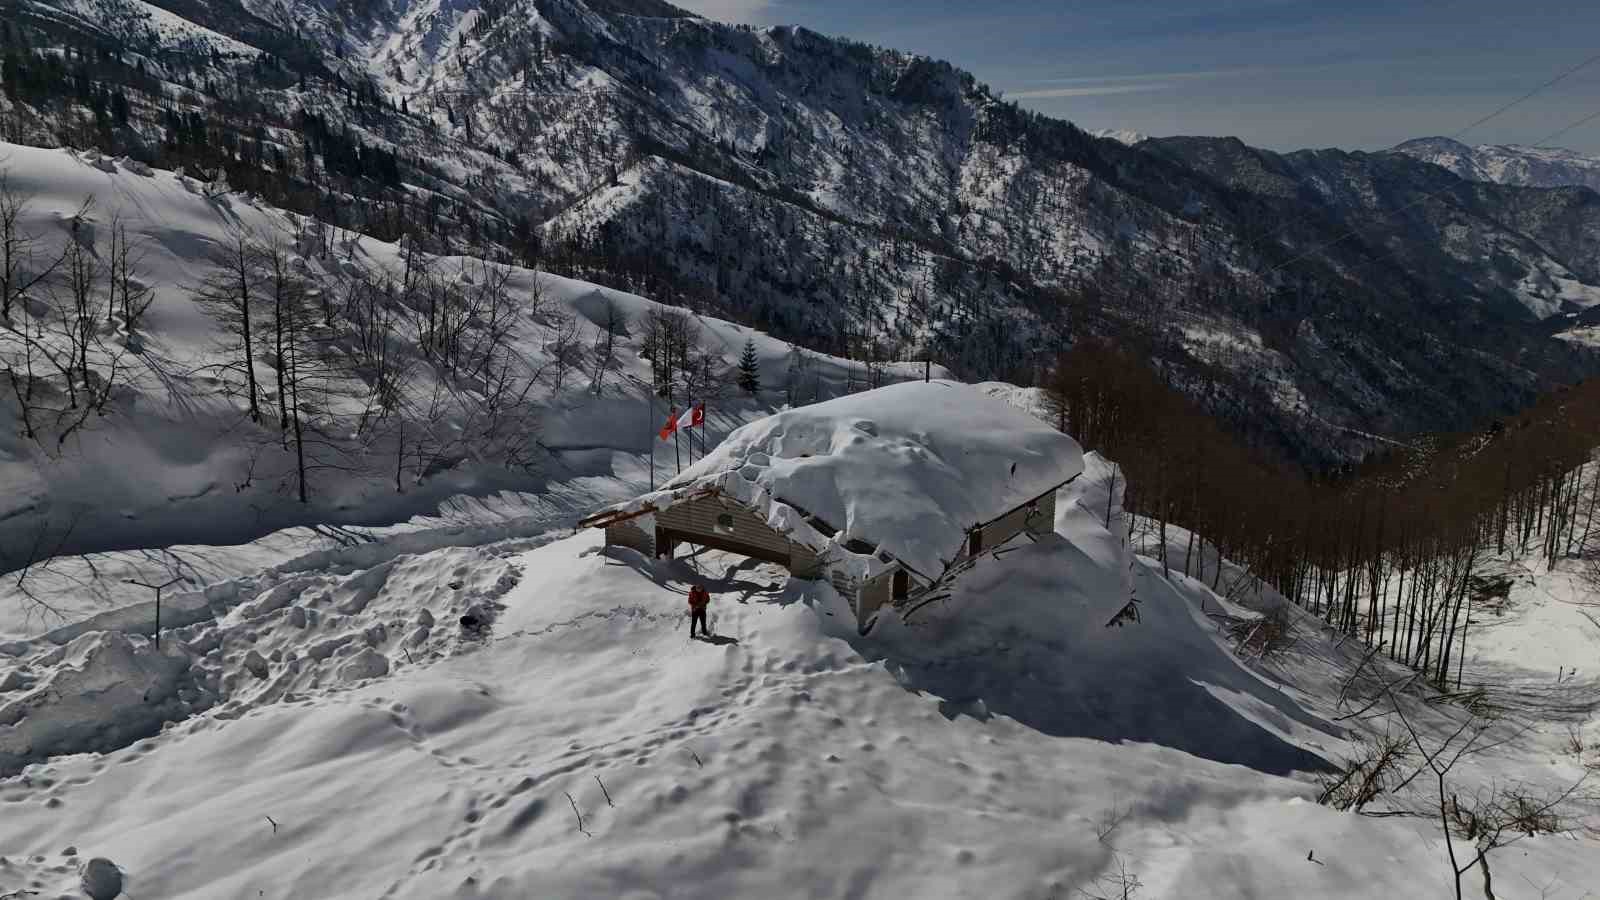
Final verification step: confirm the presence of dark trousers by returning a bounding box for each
[689,607,708,637]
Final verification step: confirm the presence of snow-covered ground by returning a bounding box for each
[0,141,941,636]
[3,141,1599,900]
[2,451,1598,898]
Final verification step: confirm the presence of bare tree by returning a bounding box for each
[192,230,265,423]
[54,203,103,410]
[255,237,308,436]
[643,308,698,404]
[590,297,626,396]
[106,212,154,337]
[0,171,64,323]
[0,198,132,453]
[542,305,586,394]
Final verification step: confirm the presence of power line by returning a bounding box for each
[1264,109,1600,277]
[1236,50,1600,261]
[1433,50,1600,147]
[1528,108,1600,149]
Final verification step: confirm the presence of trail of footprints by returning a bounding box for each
[358,697,495,774]
[0,846,83,900]
[10,589,878,898]
[375,640,856,897]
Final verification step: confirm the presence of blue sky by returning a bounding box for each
[672,0,1600,154]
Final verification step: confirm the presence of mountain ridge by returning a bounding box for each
[2,0,1598,464]
[1394,135,1600,193]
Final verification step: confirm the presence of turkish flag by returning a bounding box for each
[659,407,678,441]
[677,402,705,430]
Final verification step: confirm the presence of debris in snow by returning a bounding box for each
[242,650,269,679]
[0,632,200,776]
[337,648,389,682]
[81,856,124,899]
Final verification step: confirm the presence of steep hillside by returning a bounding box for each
[3,0,1599,464]
[0,141,934,580]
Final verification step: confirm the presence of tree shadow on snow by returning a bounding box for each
[599,546,792,607]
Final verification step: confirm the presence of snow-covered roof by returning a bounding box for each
[586,381,1084,579]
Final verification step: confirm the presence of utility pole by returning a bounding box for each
[125,576,185,650]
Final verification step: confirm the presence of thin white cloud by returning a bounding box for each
[1020,67,1259,86]
[1007,83,1174,99]
[672,0,777,24]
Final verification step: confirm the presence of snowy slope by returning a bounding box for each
[12,0,1600,464]
[2,449,1597,898]
[0,141,943,630]
[22,0,264,57]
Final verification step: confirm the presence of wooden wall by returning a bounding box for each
[606,520,655,556]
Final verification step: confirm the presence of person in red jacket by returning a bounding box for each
[687,583,711,638]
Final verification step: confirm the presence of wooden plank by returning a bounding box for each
[658,495,794,556]
[660,528,791,567]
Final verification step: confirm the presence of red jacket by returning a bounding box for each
[687,587,710,610]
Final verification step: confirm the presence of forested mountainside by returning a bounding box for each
[3,0,1599,464]
[1395,136,1600,193]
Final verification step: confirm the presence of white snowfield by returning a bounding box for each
[0,140,938,632]
[1,454,1598,898]
[1,144,1598,899]
[603,380,1084,579]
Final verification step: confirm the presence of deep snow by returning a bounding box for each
[1,140,1597,900]
[0,141,941,637]
[603,380,1084,580]
[1,450,1597,899]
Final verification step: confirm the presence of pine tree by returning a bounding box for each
[736,338,760,395]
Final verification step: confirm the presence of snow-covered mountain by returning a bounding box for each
[1090,127,1150,146]
[4,0,1600,462]
[1394,136,1600,193]
[0,135,1596,900]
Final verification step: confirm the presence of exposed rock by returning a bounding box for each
[81,856,124,899]
[243,650,269,679]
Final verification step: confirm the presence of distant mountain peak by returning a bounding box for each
[1091,128,1151,146]
[1393,137,1600,192]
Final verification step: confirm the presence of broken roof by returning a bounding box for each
[583,380,1084,579]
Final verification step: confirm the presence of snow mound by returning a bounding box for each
[866,455,1336,773]
[0,632,201,776]
[647,380,1083,577]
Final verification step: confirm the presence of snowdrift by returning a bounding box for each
[2,443,1598,897]
[864,452,1336,773]
[0,631,200,777]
